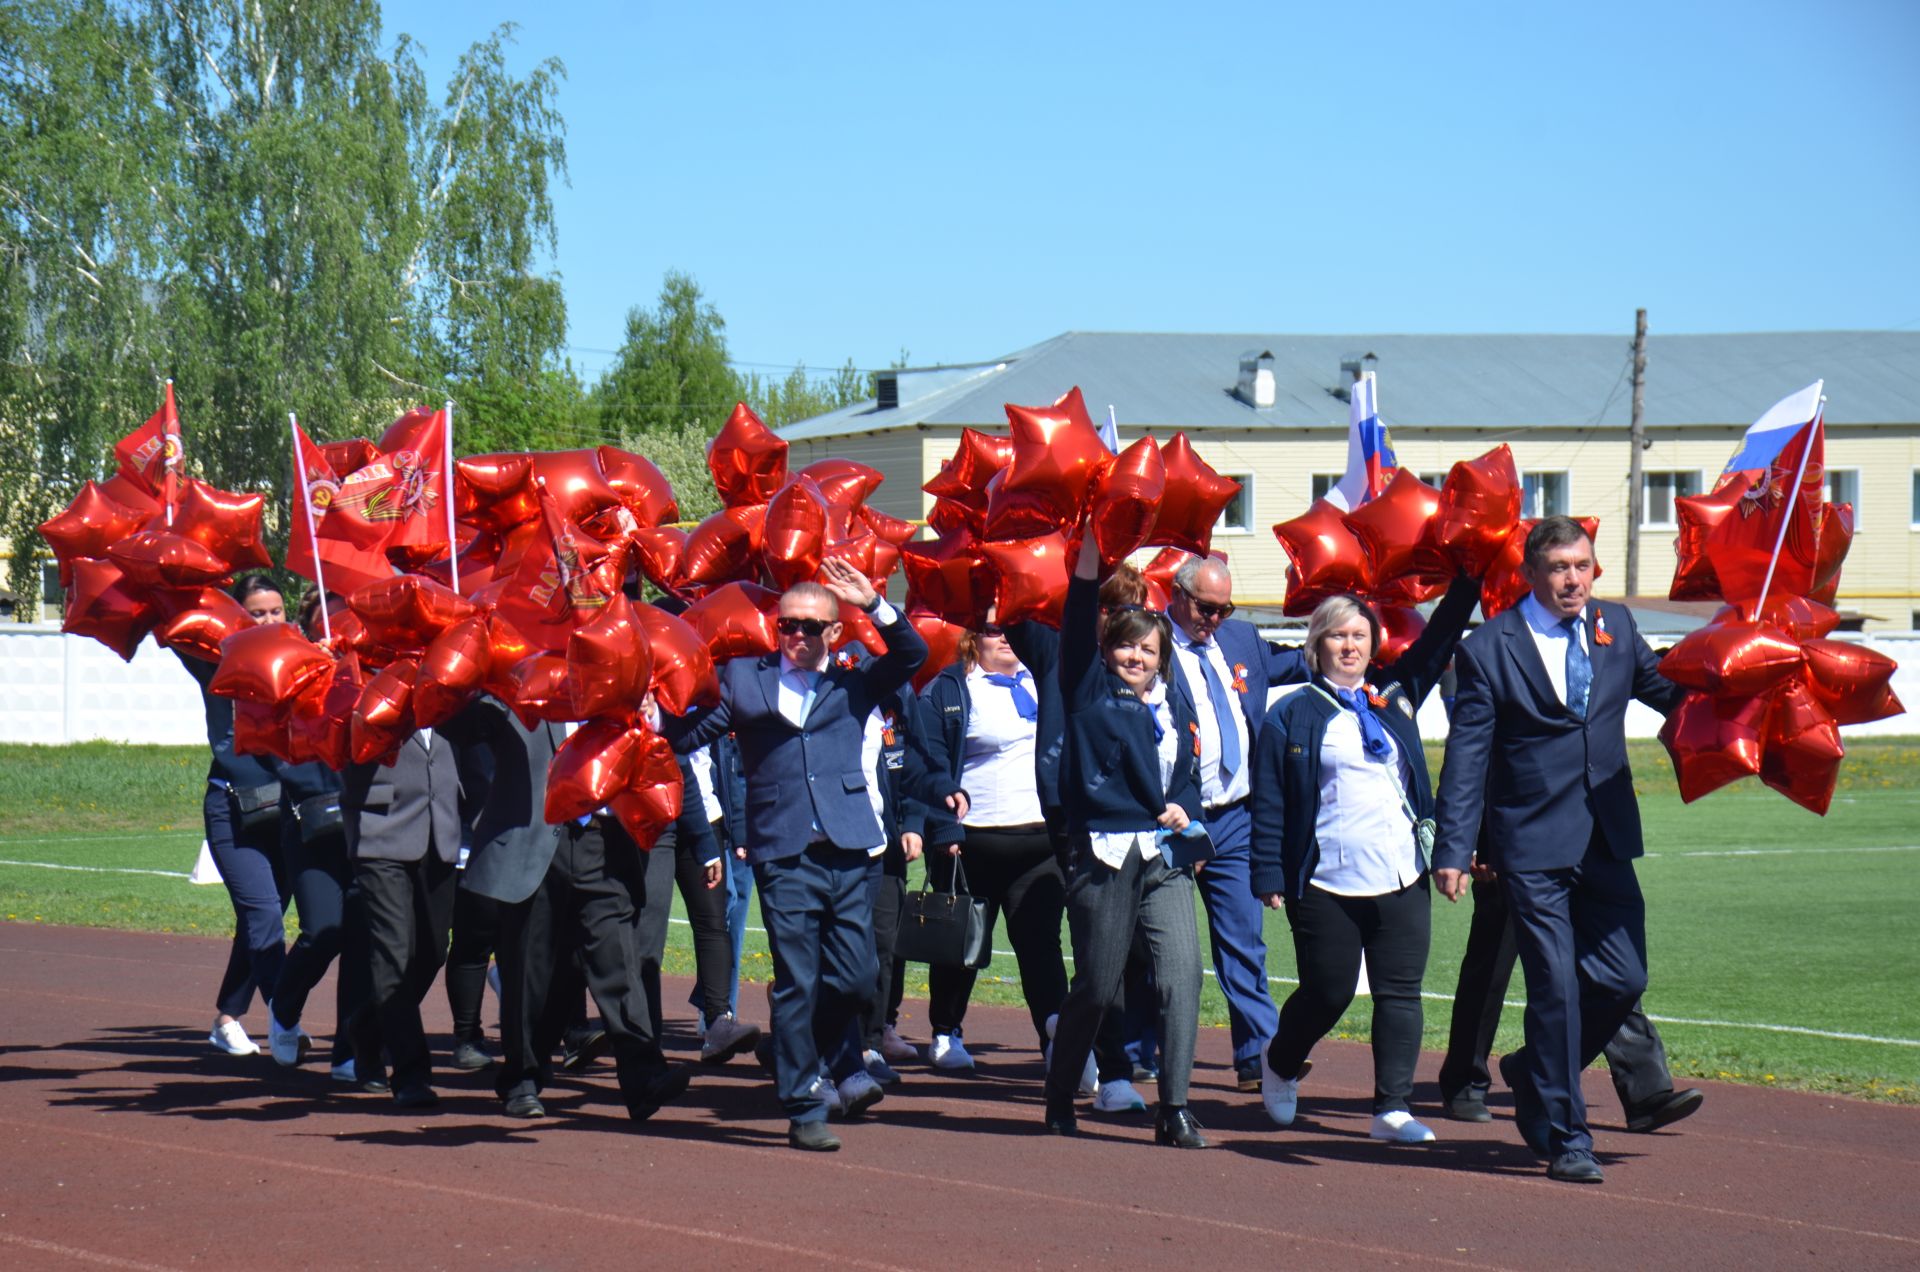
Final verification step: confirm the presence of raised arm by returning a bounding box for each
[1380,572,1481,707]
[1061,530,1103,709]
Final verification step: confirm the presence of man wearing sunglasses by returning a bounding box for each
[663,557,928,1152]
[1165,556,1310,1093]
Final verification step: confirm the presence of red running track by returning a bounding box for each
[1,921,1916,1271]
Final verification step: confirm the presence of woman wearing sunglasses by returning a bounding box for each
[918,614,1069,1070]
[1247,575,1479,1143]
[1041,530,1208,1148]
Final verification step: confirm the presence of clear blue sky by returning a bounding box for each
[383,0,1920,385]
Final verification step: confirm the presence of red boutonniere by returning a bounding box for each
[1592,606,1614,646]
[834,650,859,669]
[1365,684,1387,709]
[881,713,898,747]
[1188,720,1203,757]
[1230,662,1249,695]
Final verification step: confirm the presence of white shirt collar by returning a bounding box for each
[780,652,828,677]
[1519,592,1588,636]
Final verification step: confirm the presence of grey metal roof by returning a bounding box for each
[779,330,1920,440]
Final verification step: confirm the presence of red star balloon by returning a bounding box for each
[567,594,655,721]
[172,479,273,573]
[1088,436,1165,566]
[633,603,721,715]
[107,530,231,589]
[210,622,335,705]
[596,445,680,527]
[908,611,968,691]
[799,457,883,511]
[980,533,1071,627]
[1431,445,1523,578]
[763,476,829,591]
[39,481,150,587]
[678,505,766,591]
[413,615,493,727]
[348,574,477,651]
[1371,605,1428,668]
[923,428,1016,512]
[59,558,157,661]
[901,528,995,629]
[630,526,688,595]
[350,656,420,766]
[152,587,255,664]
[998,388,1111,531]
[1342,470,1450,606]
[1151,433,1241,557]
[1659,690,1769,802]
[708,403,789,508]
[681,581,782,662]
[1274,500,1371,616]
[1657,620,1807,697]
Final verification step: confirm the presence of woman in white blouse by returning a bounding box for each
[1246,580,1479,1144]
[918,616,1069,1066]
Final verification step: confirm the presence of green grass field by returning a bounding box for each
[3,739,1917,1101]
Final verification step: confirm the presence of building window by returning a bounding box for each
[1522,471,1570,519]
[1643,470,1702,528]
[1826,469,1859,514]
[1217,476,1253,533]
[1910,469,1919,527]
[1311,473,1340,502]
[1418,471,1448,488]
[42,562,63,609]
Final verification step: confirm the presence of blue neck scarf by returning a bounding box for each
[982,670,1039,722]
[1331,684,1393,761]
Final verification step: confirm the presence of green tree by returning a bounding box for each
[591,271,742,438]
[0,3,571,614]
[741,356,868,429]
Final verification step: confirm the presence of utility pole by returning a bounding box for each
[1625,308,1648,597]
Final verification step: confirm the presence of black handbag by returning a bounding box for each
[296,793,344,844]
[895,857,993,970]
[231,782,283,833]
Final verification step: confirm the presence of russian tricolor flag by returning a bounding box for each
[1324,370,1397,512]
[1723,380,1824,477]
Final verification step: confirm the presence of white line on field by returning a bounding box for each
[1649,845,1920,859]
[0,858,190,879]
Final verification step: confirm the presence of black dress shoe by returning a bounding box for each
[360,1075,391,1095]
[1497,1052,1551,1158]
[1442,1087,1493,1123]
[1044,1096,1078,1136]
[1547,1149,1605,1183]
[1154,1105,1208,1149]
[451,1039,495,1072]
[503,1092,546,1119]
[1235,1059,1262,1092]
[561,1027,608,1072]
[788,1119,841,1152]
[626,1065,692,1123]
[1625,1087,1704,1133]
[392,1085,439,1110]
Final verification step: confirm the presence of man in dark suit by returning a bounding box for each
[458,699,689,1122]
[1434,516,1687,1183]
[341,728,463,1106]
[1165,556,1309,1089]
[664,558,927,1151]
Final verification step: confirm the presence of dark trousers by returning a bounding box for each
[1438,876,1675,1113]
[634,826,735,1032]
[206,785,289,1019]
[1192,800,1279,1066]
[445,884,502,1043]
[1271,879,1431,1114]
[928,824,1069,1049]
[1048,820,1145,1083]
[1047,844,1201,1107]
[863,870,906,1049]
[756,844,880,1123]
[497,820,668,1108]
[349,852,457,1093]
[270,825,354,1064]
[1501,836,1650,1155]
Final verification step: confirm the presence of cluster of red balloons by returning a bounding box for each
[904,387,1241,685]
[1658,462,1894,814]
[1271,446,1542,664]
[41,465,272,663]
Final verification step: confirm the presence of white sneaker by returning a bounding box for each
[930,1031,974,1071]
[810,1073,846,1116]
[879,1024,921,1063]
[266,1012,312,1067]
[330,1058,359,1084]
[1092,1078,1148,1113]
[1078,1052,1098,1098]
[1371,1110,1437,1143]
[209,1019,259,1057]
[1261,1055,1299,1127]
[700,1013,762,1064]
[836,1070,885,1118]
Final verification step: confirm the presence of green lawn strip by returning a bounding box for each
[3,739,1915,1100]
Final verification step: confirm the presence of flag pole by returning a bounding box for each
[289,412,332,644]
[443,399,459,592]
[1753,400,1824,616]
[163,378,176,528]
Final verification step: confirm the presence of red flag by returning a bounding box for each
[113,383,184,511]
[1697,413,1828,611]
[490,479,612,651]
[324,407,450,558]
[285,419,396,597]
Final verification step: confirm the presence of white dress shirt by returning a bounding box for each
[1310,704,1421,896]
[1170,629,1251,810]
[1088,679,1180,869]
[688,747,724,824]
[962,665,1044,828]
[1518,593,1589,707]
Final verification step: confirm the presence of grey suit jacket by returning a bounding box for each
[342,730,462,864]
[458,698,566,905]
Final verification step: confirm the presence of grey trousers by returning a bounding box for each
[1045,842,1203,1107]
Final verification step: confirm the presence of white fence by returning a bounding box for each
[0,625,1914,747]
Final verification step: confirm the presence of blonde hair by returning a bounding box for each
[1304,594,1381,674]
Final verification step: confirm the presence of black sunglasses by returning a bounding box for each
[1176,584,1235,621]
[776,617,833,637]
[978,623,1006,637]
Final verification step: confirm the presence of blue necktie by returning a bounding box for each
[794,668,821,722]
[1562,615,1592,720]
[1333,685,1393,761]
[983,671,1039,721]
[1191,641,1241,781]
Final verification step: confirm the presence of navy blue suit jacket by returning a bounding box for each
[1434,599,1684,875]
[1165,616,1311,751]
[665,605,927,864]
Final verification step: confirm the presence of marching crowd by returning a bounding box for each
[185,513,1702,1183]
